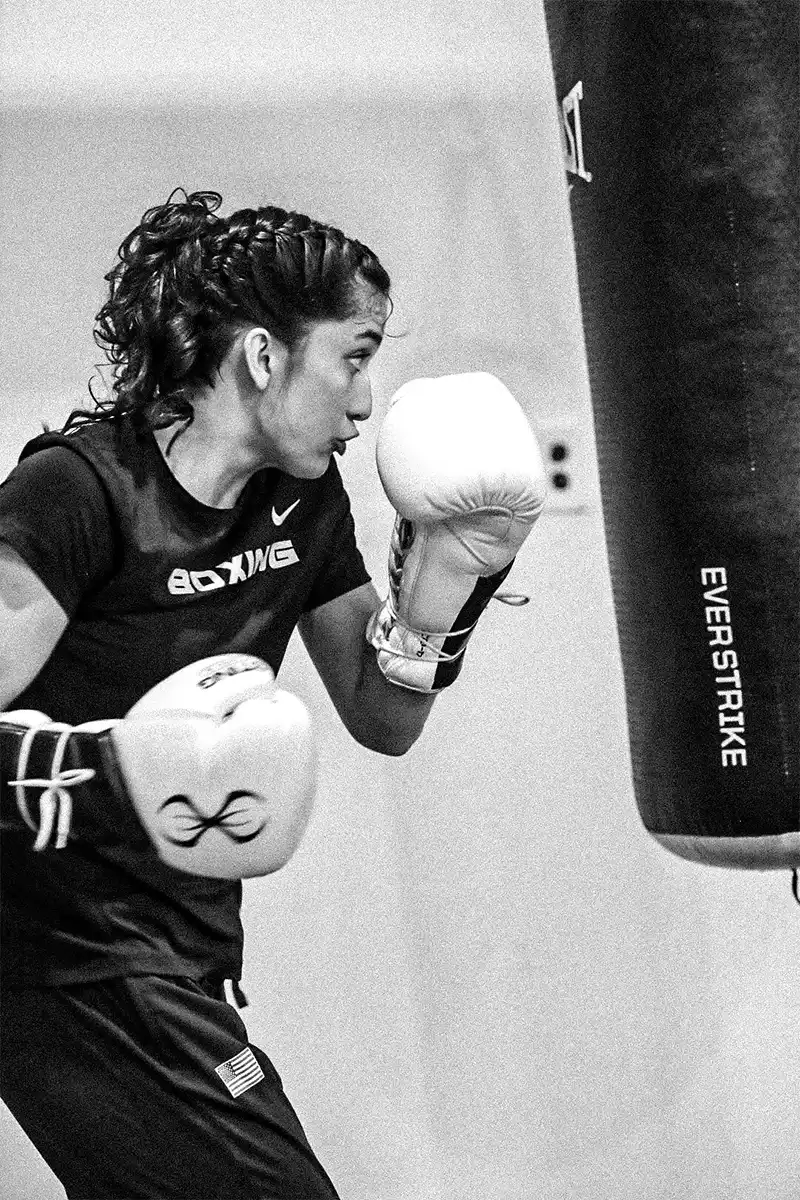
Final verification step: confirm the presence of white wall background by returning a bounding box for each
[2,3,799,1198]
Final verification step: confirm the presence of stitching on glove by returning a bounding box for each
[442,509,515,566]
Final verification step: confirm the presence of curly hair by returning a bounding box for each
[65,189,391,434]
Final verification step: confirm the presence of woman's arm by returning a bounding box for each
[0,544,68,709]
[298,582,435,756]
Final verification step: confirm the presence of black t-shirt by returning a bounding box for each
[0,417,370,987]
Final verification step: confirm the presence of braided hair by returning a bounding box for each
[66,189,391,433]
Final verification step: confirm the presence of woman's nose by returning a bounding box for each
[349,375,373,423]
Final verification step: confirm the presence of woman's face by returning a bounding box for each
[263,290,388,478]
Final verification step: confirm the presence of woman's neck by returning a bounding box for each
[153,421,263,509]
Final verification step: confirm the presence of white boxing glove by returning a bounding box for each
[367,372,547,692]
[1,655,317,879]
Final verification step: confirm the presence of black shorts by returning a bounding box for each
[0,975,340,1200]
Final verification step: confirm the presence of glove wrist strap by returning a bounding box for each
[367,559,516,693]
[1,718,139,852]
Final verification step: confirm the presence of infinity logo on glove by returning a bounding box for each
[158,791,269,848]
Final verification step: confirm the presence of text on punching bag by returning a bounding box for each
[701,567,747,768]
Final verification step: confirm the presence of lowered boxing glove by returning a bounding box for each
[367,372,547,692]
[1,654,317,879]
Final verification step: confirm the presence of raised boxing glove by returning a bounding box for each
[366,372,547,692]
[1,655,316,879]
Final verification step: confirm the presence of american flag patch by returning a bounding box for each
[214,1047,265,1098]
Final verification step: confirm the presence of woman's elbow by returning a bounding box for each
[347,715,423,756]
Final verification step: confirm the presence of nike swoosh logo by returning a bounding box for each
[272,499,300,526]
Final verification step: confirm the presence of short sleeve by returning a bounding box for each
[0,446,116,616]
[302,466,371,612]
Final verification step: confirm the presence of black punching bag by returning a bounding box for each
[543,0,799,868]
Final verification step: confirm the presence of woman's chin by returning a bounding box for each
[283,451,331,480]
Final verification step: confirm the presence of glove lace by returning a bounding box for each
[384,596,475,663]
[375,587,530,667]
[10,723,95,851]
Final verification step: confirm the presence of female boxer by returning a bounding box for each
[0,189,544,1198]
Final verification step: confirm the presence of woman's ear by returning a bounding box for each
[241,327,272,390]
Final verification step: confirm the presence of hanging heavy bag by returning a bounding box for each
[543,0,799,868]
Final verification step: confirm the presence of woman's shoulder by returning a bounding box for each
[23,415,157,482]
[20,413,129,460]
